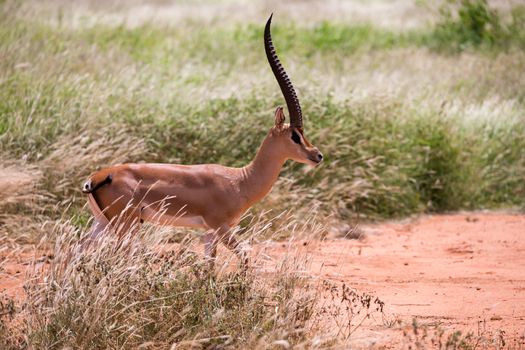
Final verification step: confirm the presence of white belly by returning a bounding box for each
[170,215,207,229]
[141,207,208,229]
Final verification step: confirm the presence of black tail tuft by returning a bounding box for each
[82,174,112,194]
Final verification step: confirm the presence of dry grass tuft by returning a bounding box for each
[0,158,52,245]
[0,207,396,348]
[0,159,44,208]
[0,217,329,348]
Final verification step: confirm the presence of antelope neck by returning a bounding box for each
[240,133,286,206]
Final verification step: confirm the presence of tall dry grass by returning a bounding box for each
[0,0,523,241]
[0,211,388,349]
[0,158,51,245]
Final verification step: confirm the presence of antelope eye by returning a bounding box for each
[291,130,301,144]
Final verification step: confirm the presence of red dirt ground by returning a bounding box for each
[258,212,525,348]
[1,212,524,347]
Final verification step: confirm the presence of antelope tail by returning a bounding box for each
[82,174,112,194]
[83,173,112,225]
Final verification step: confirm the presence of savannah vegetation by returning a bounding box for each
[1,0,524,348]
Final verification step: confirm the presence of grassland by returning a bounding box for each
[1,0,524,348]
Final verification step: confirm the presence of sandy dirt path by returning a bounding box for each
[1,212,524,347]
[260,212,525,347]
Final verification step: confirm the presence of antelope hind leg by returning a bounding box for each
[203,230,219,269]
[80,218,109,250]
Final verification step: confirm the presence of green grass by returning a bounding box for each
[0,1,524,232]
[424,0,525,53]
[70,6,525,70]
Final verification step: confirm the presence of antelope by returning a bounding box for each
[81,15,323,266]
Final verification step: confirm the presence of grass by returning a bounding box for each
[1,1,524,232]
[0,210,398,349]
[0,219,325,349]
[0,0,524,346]
[426,0,525,52]
[401,317,512,349]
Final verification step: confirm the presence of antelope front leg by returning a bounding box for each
[217,225,249,269]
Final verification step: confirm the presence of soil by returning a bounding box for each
[1,212,524,347]
[255,212,525,348]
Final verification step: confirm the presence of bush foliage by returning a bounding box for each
[428,0,525,52]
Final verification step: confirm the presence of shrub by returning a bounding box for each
[429,0,525,52]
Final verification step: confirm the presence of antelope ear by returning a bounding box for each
[274,106,285,127]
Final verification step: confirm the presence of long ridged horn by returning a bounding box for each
[264,14,303,129]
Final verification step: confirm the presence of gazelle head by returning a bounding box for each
[270,107,323,167]
[265,14,323,167]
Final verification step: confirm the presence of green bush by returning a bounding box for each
[428,0,525,52]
